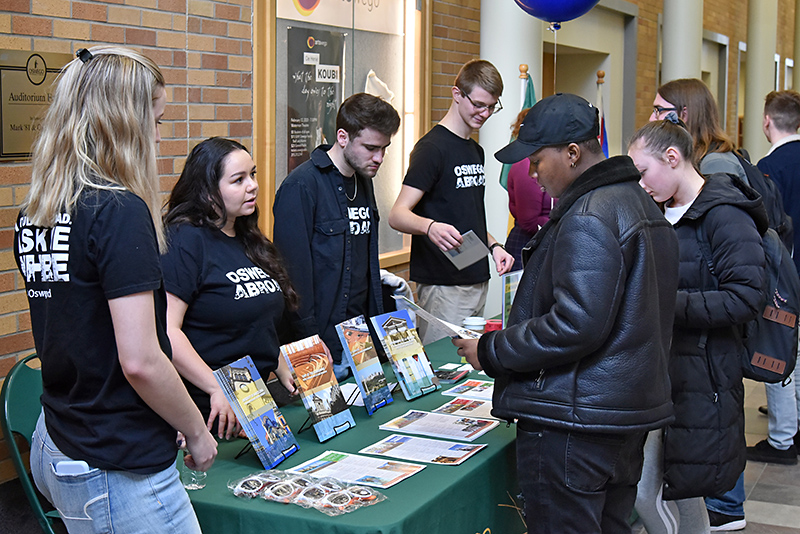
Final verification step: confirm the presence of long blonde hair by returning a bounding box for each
[23,46,167,251]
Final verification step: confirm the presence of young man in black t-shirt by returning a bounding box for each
[273,94,401,379]
[389,60,515,344]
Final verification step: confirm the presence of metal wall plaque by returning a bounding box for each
[1,49,72,161]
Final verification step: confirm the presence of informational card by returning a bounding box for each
[442,380,494,402]
[441,230,490,270]
[360,434,486,466]
[287,450,424,489]
[432,397,496,420]
[502,271,522,328]
[379,410,499,442]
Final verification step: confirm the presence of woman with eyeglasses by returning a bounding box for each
[651,78,748,185]
[628,115,766,533]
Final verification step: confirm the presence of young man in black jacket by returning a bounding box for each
[454,93,680,534]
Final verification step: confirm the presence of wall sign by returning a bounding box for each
[0,49,71,161]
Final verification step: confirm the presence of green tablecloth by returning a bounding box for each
[188,338,523,534]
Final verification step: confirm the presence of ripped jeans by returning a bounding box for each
[30,412,201,534]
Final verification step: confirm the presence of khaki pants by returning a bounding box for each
[415,281,488,345]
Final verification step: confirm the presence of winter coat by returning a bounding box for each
[478,156,679,433]
[662,173,767,500]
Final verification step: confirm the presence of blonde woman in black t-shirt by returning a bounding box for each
[16,46,216,533]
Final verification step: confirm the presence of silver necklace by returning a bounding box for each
[345,176,357,202]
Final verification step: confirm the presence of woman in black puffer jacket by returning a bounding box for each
[628,116,767,534]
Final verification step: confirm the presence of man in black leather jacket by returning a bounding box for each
[453,93,680,534]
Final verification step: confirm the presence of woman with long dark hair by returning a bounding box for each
[162,137,302,439]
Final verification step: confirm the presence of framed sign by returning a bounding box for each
[0,49,72,161]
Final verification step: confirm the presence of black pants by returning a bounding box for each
[516,421,647,534]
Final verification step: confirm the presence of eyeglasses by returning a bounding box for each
[652,105,678,117]
[459,88,503,115]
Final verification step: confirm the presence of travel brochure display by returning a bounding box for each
[335,315,393,415]
[360,434,487,466]
[213,356,299,469]
[442,379,494,402]
[391,295,481,340]
[433,397,497,420]
[379,410,499,442]
[280,335,356,442]
[370,310,440,400]
[287,450,425,489]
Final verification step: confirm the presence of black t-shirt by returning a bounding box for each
[161,224,286,420]
[403,125,490,285]
[14,189,176,474]
[345,175,371,319]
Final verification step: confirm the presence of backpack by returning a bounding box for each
[696,224,799,383]
[733,150,794,252]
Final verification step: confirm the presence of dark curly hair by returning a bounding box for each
[164,137,299,310]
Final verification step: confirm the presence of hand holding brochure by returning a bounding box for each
[441,230,490,270]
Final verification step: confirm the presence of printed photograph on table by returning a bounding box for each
[433,397,497,420]
[442,379,494,401]
[213,356,299,469]
[370,309,439,400]
[280,334,356,441]
[360,434,487,465]
[379,410,499,442]
[288,450,425,489]
[335,315,393,415]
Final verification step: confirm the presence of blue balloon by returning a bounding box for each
[514,0,601,23]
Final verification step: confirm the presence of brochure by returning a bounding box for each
[213,356,299,469]
[442,379,494,401]
[432,397,497,420]
[502,271,522,328]
[379,410,499,442]
[391,295,481,340]
[335,315,393,415]
[441,230,490,270]
[279,335,356,442]
[287,450,425,489]
[434,368,470,384]
[370,309,440,400]
[360,434,486,466]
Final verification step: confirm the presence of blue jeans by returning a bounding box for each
[705,472,745,516]
[31,413,201,534]
[516,421,647,534]
[765,366,799,449]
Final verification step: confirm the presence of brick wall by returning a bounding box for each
[0,0,254,484]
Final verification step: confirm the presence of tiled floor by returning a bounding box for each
[634,378,800,533]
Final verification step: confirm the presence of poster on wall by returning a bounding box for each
[277,0,403,36]
[286,27,345,173]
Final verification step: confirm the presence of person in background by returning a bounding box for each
[389,59,514,344]
[454,93,680,534]
[15,46,216,533]
[651,78,754,531]
[505,107,554,267]
[162,137,301,439]
[273,93,401,380]
[629,115,766,533]
[748,90,800,465]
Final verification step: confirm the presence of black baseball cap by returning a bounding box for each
[495,93,600,164]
